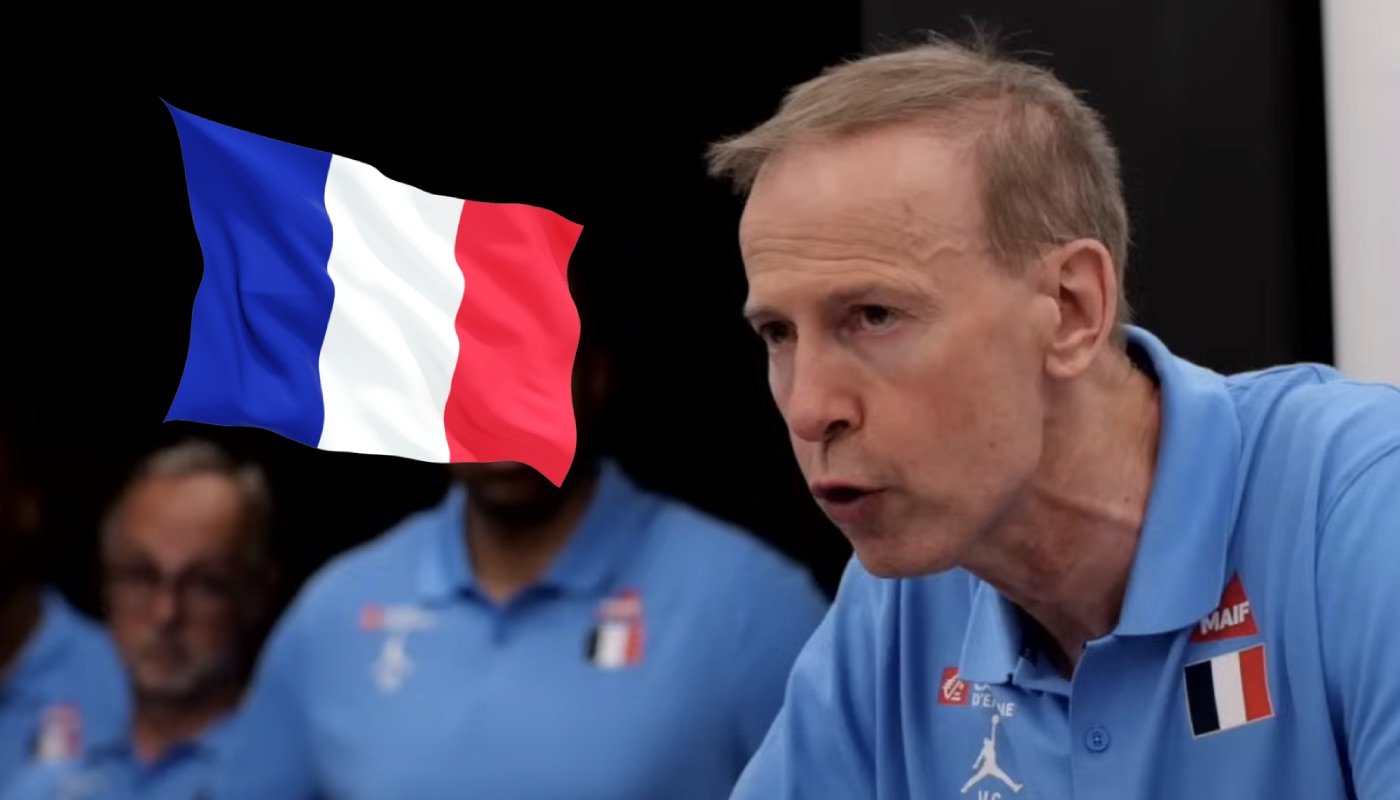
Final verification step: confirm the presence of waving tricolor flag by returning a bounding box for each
[163,104,583,486]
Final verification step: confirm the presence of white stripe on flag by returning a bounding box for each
[1210,650,1247,731]
[597,622,630,668]
[318,156,466,461]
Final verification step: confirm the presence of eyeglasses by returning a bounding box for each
[103,562,242,616]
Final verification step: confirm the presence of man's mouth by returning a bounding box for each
[810,481,885,525]
[814,485,871,502]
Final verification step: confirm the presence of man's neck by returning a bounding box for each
[465,474,600,605]
[0,585,41,680]
[964,347,1162,678]
[130,682,241,764]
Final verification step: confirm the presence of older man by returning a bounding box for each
[707,36,1399,799]
[3,439,274,800]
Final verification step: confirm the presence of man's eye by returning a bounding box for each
[757,322,793,346]
[112,565,160,588]
[857,305,896,330]
[187,572,237,599]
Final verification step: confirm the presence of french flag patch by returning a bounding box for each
[1183,644,1274,737]
[586,589,644,669]
[32,704,83,763]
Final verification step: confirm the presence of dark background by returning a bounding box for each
[6,2,1330,614]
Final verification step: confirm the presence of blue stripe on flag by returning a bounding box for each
[164,103,337,447]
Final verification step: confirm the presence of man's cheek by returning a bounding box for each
[790,442,817,474]
[769,361,793,406]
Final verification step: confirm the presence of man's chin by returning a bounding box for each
[451,461,540,484]
[130,667,206,706]
[849,540,961,580]
[454,463,554,502]
[133,681,202,706]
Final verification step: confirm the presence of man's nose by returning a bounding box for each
[782,342,857,445]
[148,580,185,626]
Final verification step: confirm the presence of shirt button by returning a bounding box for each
[1084,726,1111,753]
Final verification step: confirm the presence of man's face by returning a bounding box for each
[739,123,1052,578]
[103,474,254,704]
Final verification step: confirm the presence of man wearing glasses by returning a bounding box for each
[3,439,274,800]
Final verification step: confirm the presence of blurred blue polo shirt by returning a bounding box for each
[215,459,829,800]
[731,326,1400,799]
[0,589,129,787]
[1,712,239,800]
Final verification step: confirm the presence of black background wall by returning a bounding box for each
[6,3,1330,615]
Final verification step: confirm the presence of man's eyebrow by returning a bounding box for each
[741,301,778,324]
[742,283,908,324]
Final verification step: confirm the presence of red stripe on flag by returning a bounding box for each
[445,201,584,486]
[625,620,644,665]
[1238,644,1273,721]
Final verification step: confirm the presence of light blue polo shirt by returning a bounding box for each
[214,459,829,800]
[0,712,240,800]
[0,590,129,788]
[731,326,1400,800]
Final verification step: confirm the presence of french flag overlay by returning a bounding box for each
[163,104,584,486]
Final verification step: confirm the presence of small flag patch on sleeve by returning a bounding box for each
[1184,644,1274,737]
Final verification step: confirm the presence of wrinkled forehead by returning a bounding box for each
[738,123,985,267]
[737,127,991,319]
[107,474,249,566]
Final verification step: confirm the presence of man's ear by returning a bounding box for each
[1036,238,1118,379]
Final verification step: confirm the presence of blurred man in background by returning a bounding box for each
[0,409,128,788]
[709,33,1399,800]
[4,439,275,799]
[214,255,830,799]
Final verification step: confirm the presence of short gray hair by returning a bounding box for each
[102,439,272,566]
[706,32,1132,328]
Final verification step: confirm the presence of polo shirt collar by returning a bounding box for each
[957,326,1240,681]
[1113,325,1239,634]
[957,578,1025,685]
[85,707,241,769]
[2,589,80,695]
